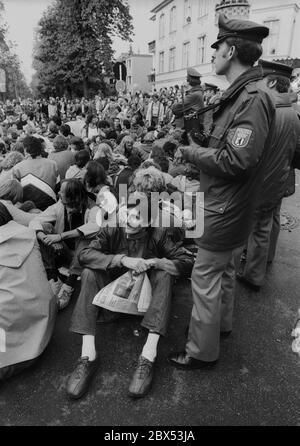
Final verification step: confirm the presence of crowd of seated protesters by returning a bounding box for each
[0,93,201,397]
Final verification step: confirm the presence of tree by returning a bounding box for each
[33,0,133,98]
[0,0,32,99]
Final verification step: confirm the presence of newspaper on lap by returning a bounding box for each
[92,271,152,316]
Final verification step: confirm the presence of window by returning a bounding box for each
[159,14,166,39]
[198,0,209,17]
[127,76,132,85]
[263,19,280,55]
[127,59,132,70]
[184,0,192,24]
[169,47,176,72]
[182,42,191,68]
[159,51,165,73]
[197,36,206,64]
[170,6,177,33]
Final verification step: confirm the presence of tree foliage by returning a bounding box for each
[0,0,32,99]
[33,0,133,98]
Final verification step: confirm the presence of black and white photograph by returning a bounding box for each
[0,0,299,429]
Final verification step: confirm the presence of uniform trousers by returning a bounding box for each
[186,247,235,362]
[243,202,282,287]
[70,268,174,337]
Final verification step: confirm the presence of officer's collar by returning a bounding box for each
[221,66,263,103]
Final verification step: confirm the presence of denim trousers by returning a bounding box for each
[70,268,174,337]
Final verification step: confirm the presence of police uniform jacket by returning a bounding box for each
[257,92,300,212]
[172,86,204,129]
[183,66,276,252]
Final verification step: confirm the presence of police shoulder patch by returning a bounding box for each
[230,127,253,149]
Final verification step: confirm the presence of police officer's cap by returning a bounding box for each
[204,83,219,92]
[187,68,201,79]
[211,14,269,49]
[258,60,293,79]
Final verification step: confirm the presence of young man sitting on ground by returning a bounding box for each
[66,171,194,400]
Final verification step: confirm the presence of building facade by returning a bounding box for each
[149,0,300,90]
[123,53,153,93]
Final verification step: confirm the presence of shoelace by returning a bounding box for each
[136,359,152,379]
[74,359,89,380]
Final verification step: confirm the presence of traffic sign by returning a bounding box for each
[116,80,126,93]
[113,62,127,81]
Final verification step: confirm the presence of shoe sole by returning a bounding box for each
[236,276,261,292]
[128,385,152,399]
[168,358,217,370]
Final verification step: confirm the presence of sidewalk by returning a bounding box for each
[0,175,299,426]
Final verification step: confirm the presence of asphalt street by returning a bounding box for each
[0,175,299,426]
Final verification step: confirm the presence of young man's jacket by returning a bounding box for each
[183,66,276,252]
[77,226,194,278]
[257,92,300,212]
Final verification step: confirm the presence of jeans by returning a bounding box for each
[70,268,174,337]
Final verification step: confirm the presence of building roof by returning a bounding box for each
[151,0,174,15]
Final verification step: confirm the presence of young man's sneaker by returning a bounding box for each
[57,284,74,311]
[66,356,99,400]
[128,356,154,398]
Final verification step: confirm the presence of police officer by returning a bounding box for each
[237,60,300,291]
[203,83,220,106]
[172,68,204,130]
[169,14,275,368]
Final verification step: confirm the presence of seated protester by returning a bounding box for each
[12,136,59,211]
[98,120,110,138]
[171,163,201,194]
[163,140,178,170]
[113,117,122,134]
[132,166,185,243]
[84,161,118,213]
[93,142,114,162]
[89,135,103,159]
[59,124,71,140]
[115,155,142,202]
[0,203,56,382]
[29,179,100,311]
[116,135,134,158]
[168,146,188,178]
[16,113,28,131]
[66,112,86,138]
[47,122,59,141]
[69,136,85,154]
[149,145,165,160]
[130,115,144,139]
[95,157,113,187]
[0,151,24,186]
[133,132,156,162]
[121,119,131,135]
[152,156,173,186]
[0,180,38,226]
[66,191,194,400]
[65,149,90,181]
[171,163,201,216]
[0,146,5,166]
[48,135,75,180]
[82,115,99,142]
[105,130,118,151]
